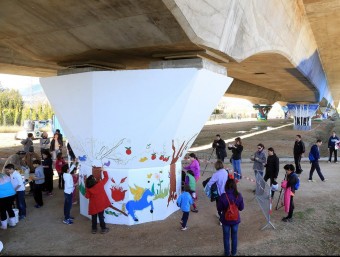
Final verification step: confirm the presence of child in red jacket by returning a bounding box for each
[85,168,111,234]
[55,152,66,189]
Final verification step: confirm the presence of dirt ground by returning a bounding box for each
[1,118,340,256]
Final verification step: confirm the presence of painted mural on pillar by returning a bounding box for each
[40,68,234,225]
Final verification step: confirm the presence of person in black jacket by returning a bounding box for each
[212,134,227,162]
[281,164,298,222]
[264,147,279,197]
[228,137,243,180]
[328,131,339,163]
[293,135,305,175]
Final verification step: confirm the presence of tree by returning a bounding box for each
[0,89,24,126]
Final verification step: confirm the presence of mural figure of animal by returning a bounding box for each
[126,189,154,222]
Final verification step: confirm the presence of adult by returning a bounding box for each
[309,139,327,182]
[67,142,76,161]
[251,143,267,178]
[39,131,50,158]
[0,172,17,229]
[281,164,298,222]
[55,129,63,143]
[2,151,27,173]
[228,137,243,180]
[328,131,339,163]
[21,132,34,153]
[264,147,279,196]
[217,179,244,256]
[183,153,200,182]
[212,134,227,163]
[207,160,229,222]
[50,133,63,161]
[250,143,267,192]
[293,135,305,175]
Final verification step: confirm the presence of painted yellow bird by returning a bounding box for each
[129,184,145,200]
[146,173,153,179]
[139,157,148,162]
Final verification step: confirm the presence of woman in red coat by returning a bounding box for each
[85,168,111,234]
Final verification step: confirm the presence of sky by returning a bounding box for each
[0,73,43,96]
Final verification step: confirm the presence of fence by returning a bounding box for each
[254,172,275,230]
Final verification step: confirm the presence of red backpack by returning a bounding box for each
[225,194,239,221]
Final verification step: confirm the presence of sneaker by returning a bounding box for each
[101,228,109,234]
[181,227,187,231]
[63,219,73,225]
[308,179,315,182]
[328,161,331,163]
[91,229,97,234]
[48,192,53,196]
[323,179,328,182]
[336,162,338,164]
[191,208,198,213]
[219,222,222,226]
[19,215,26,221]
[282,217,293,222]
[34,204,42,208]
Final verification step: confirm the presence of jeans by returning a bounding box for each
[254,170,264,178]
[64,192,73,220]
[232,159,242,179]
[181,211,189,228]
[222,223,239,256]
[16,191,26,217]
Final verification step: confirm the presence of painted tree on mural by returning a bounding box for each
[167,134,197,207]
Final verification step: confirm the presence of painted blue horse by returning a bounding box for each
[126,189,154,222]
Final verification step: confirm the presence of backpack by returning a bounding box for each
[291,173,300,191]
[225,194,239,221]
[308,151,315,162]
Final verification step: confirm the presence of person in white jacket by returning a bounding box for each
[62,164,75,225]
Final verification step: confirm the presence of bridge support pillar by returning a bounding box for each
[253,104,272,120]
[40,59,233,225]
[281,106,290,119]
[287,103,319,130]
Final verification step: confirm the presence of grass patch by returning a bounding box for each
[294,208,315,220]
[0,126,22,133]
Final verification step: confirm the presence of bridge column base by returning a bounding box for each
[253,104,272,120]
[40,59,233,225]
[287,103,319,130]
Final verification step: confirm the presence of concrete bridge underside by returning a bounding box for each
[0,0,339,107]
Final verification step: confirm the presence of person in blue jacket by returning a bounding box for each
[217,179,244,256]
[328,131,339,163]
[176,184,193,231]
[309,139,327,182]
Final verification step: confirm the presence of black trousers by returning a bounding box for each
[91,211,106,230]
[33,183,44,206]
[0,195,15,221]
[294,155,302,174]
[329,147,337,162]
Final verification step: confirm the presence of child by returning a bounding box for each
[70,160,80,205]
[176,184,193,231]
[4,164,27,220]
[31,160,45,208]
[85,168,110,234]
[184,170,198,213]
[55,152,66,189]
[62,164,74,225]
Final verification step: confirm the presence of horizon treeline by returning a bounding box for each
[0,86,53,126]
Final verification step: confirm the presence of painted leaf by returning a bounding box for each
[120,177,127,184]
[111,178,116,184]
